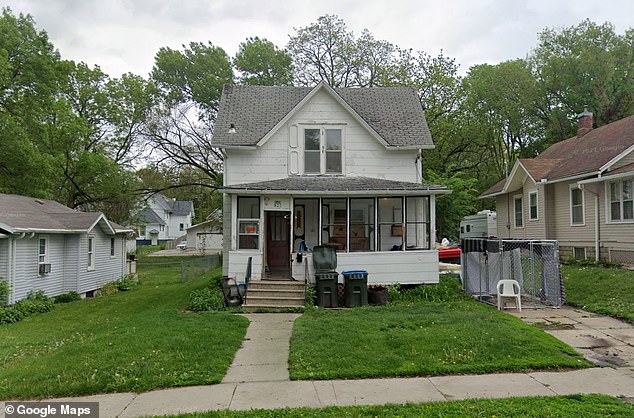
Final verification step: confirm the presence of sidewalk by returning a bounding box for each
[2,310,633,417]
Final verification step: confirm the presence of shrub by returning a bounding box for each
[100,282,119,297]
[305,284,316,307]
[116,275,138,291]
[14,292,54,315]
[54,291,81,304]
[188,287,224,312]
[0,306,24,324]
[0,278,10,306]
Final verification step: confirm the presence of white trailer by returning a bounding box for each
[460,210,497,239]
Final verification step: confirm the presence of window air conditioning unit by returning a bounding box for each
[39,263,52,275]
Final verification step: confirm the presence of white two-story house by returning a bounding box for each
[137,193,194,245]
[212,83,449,285]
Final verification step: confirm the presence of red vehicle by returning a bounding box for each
[438,247,461,264]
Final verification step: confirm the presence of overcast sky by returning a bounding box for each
[4,0,634,78]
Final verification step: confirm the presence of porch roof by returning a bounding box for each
[222,176,449,196]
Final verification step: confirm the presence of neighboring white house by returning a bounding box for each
[186,220,223,252]
[137,193,194,245]
[0,193,132,304]
[211,82,450,285]
[481,111,634,264]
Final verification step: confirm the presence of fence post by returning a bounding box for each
[180,259,184,283]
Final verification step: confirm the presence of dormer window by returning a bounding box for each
[303,127,343,174]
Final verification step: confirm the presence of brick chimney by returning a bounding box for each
[577,106,593,138]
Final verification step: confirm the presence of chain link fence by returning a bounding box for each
[461,238,565,308]
[137,254,221,283]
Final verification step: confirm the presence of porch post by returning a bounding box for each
[430,194,437,246]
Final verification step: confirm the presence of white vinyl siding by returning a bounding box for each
[570,187,585,226]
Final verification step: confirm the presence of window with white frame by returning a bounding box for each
[303,127,342,174]
[609,179,634,222]
[87,236,95,270]
[38,236,49,275]
[514,195,523,228]
[110,237,116,257]
[237,197,260,250]
[570,187,584,225]
[528,191,538,220]
[405,197,430,250]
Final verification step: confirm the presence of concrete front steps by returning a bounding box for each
[243,280,306,311]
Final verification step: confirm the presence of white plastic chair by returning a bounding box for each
[497,279,522,311]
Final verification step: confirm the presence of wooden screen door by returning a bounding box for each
[266,211,291,276]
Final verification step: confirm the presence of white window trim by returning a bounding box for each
[110,237,116,258]
[570,185,586,227]
[573,246,587,260]
[87,235,95,271]
[528,190,539,221]
[513,194,524,229]
[38,235,49,277]
[236,196,261,251]
[605,179,634,224]
[300,124,345,176]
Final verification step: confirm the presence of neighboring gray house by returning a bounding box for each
[481,111,634,264]
[0,193,132,304]
[137,193,194,245]
[212,82,449,285]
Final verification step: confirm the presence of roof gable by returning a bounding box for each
[212,83,434,149]
[481,114,634,198]
[0,193,118,234]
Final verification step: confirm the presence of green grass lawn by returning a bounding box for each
[290,300,588,380]
[563,264,634,323]
[0,259,248,399]
[166,394,634,417]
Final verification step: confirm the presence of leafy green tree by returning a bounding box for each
[234,37,293,86]
[425,171,479,241]
[151,41,233,113]
[287,15,357,87]
[0,8,61,197]
[462,60,543,178]
[530,20,634,143]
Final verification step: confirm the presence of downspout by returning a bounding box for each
[579,184,600,262]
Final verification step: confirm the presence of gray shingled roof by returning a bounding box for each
[0,193,124,234]
[151,193,194,216]
[140,207,166,226]
[481,114,634,198]
[223,176,447,194]
[212,84,433,148]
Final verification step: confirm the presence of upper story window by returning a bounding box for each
[609,179,634,222]
[304,127,342,174]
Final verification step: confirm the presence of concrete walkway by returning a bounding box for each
[222,313,301,383]
[2,309,634,417]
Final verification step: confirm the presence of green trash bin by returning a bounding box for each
[315,272,338,308]
[343,270,368,307]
